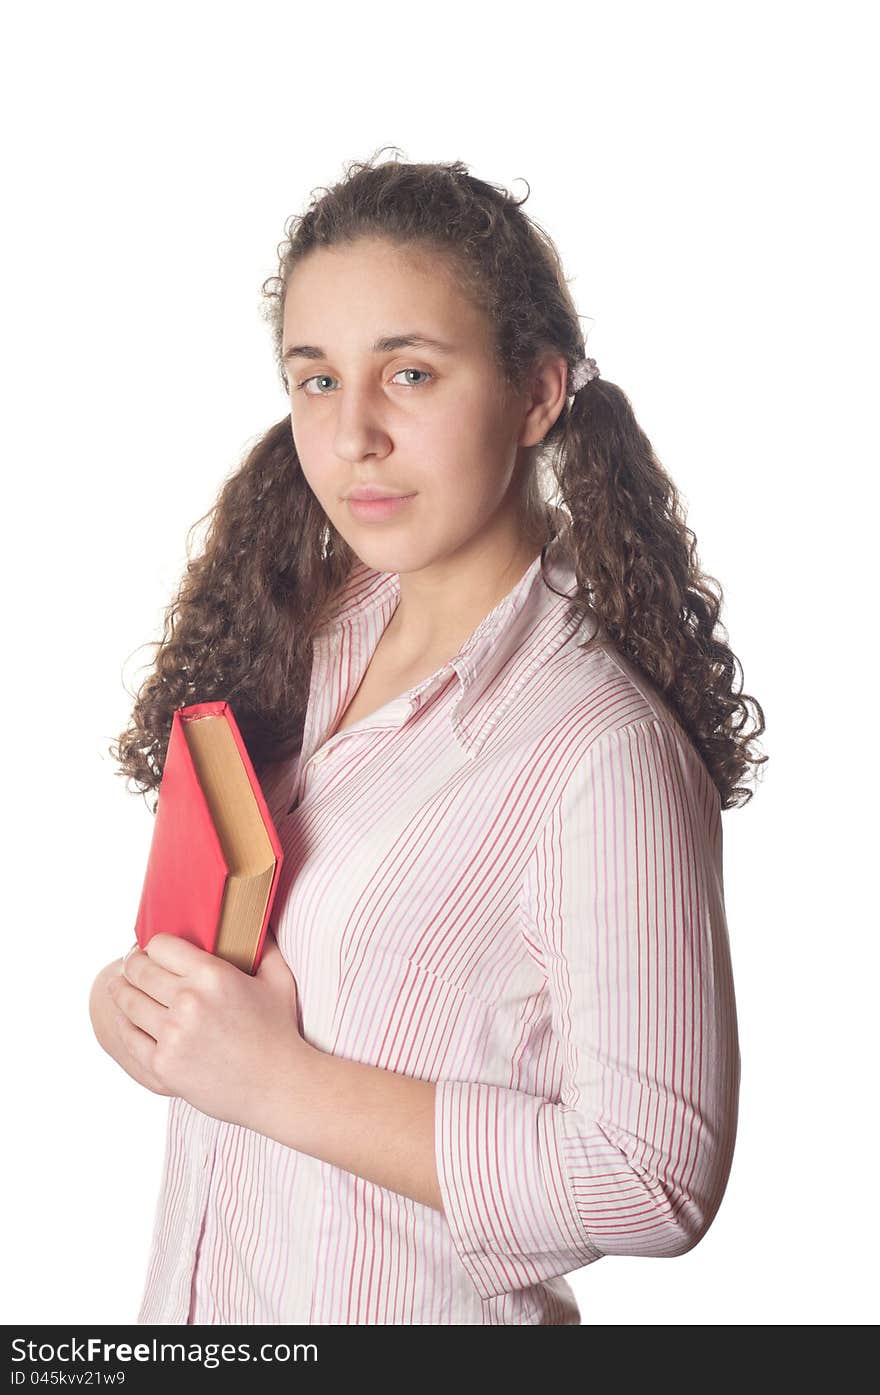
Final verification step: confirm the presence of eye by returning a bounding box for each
[295,373,336,396]
[293,368,433,396]
[391,368,433,388]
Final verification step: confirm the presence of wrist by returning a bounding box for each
[249,1036,327,1152]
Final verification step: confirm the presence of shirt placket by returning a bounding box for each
[288,632,461,813]
[181,1111,220,1323]
[297,693,417,798]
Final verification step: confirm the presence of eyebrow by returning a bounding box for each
[281,332,457,363]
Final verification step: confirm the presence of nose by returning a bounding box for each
[332,384,393,461]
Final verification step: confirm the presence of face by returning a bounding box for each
[281,237,548,576]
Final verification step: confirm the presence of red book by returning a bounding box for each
[133,701,284,975]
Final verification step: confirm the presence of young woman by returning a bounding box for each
[92,152,764,1326]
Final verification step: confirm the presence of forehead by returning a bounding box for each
[282,238,490,348]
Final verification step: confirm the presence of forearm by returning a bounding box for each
[89,958,171,1097]
[253,1045,443,1214]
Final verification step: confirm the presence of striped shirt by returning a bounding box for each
[136,526,741,1326]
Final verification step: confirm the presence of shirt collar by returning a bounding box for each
[312,516,601,755]
[315,511,583,641]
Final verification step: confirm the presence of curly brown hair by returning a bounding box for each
[110,147,766,813]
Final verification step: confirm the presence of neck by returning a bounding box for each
[383,522,550,667]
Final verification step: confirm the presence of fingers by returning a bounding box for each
[120,944,179,1011]
[109,972,168,1043]
[111,1002,169,1090]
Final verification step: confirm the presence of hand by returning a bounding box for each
[106,931,312,1128]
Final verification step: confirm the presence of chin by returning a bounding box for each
[345,533,436,576]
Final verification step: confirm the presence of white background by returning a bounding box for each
[3,0,876,1327]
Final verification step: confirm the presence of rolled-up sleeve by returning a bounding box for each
[434,717,741,1302]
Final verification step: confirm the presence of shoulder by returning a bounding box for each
[526,630,718,810]
[531,624,684,748]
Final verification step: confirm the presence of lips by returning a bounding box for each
[345,487,413,501]
[345,493,416,522]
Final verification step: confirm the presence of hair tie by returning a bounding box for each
[568,356,600,395]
